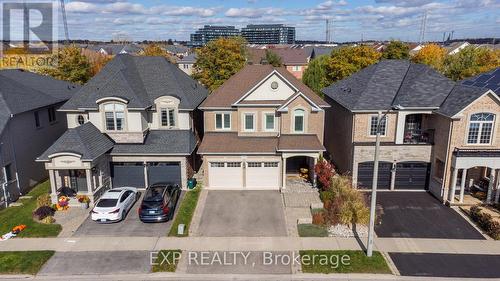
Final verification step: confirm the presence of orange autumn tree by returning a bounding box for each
[411,44,447,71]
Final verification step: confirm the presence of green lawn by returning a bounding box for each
[151,250,182,272]
[0,181,61,237]
[298,224,328,237]
[300,250,392,274]
[168,184,201,237]
[0,251,54,275]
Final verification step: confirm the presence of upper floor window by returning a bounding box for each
[215,113,231,130]
[293,109,305,133]
[77,115,85,125]
[244,113,255,131]
[104,103,125,131]
[369,115,387,136]
[264,113,275,131]
[48,107,57,123]
[34,111,41,128]
[292,66,301,72]
[160,108,176,128]
[467,113,495,144]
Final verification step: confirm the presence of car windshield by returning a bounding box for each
[144,186,166,202]
[96,199,118,207]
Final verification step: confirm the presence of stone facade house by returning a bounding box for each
[0,70,79,207]
[37,55,208,204]
[198,65,329,190]
[322,60,500,204]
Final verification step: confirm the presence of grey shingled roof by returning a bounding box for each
[0,69,79,135]
[322,60,456,111]
[38,122,114,161]
[60,54,208,111]
[111,130,196,155]
[437,84,491,117]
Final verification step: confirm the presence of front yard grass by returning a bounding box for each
[300,250,391,274]
[0,181,61,237]
[0,251,55,274]
[151,250,182,272]
[168,184,201,237]
[298,224,328,237]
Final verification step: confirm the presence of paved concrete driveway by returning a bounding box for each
[39,251,151,275]
[375,192,484,239]
[197,191,287,237]
[390,253,500,278]
[73,191,184,237]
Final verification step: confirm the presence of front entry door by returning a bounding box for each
[69,170,88,192]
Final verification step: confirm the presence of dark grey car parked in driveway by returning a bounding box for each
[139,183,180,223]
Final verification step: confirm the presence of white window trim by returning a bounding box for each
[263,112,276,132]
[368,115,387,137]
[160,107,177,129]
[215,112,231,131]
[465,112,496,146]
[103,102,127,132]
[243,112,256,132]
[292,108,306,133]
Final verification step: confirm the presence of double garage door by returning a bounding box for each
[111,162,181,189]
[208,161,280,189]
[357,161,430,190]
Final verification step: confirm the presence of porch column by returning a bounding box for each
[144,162,149,189]
[495,170,500,204]
[390,162,396,191]
[449,167,458,203]
[49,170,58,204]
[313,157,318,188]
[459,169,467,203]
[85,169,92,193]
[282,156,287,190]
[486,169,496,204]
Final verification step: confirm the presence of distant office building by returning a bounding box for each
[241,24,295,45]
[189,25,240,47]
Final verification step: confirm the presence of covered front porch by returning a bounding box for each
[448,149,500,205]
[281,152,320,190]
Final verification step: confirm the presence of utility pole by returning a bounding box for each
[419,11,428,44]
[60,0,69,43]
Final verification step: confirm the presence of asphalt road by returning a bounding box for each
[375,192,484,239]
[197,191,287,237]
[390,253,500,278]
[73,191,184,237]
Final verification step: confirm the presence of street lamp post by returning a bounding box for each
[366,105,403,257]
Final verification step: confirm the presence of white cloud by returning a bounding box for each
[225,7,287,18]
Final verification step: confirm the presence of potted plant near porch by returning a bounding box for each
[76,195,90,209]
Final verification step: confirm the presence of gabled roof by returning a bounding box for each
[437,85,493,117]
[37,122,114,161]
[0,69,79,135]
[111,130,197,155]
[322,60,455,111]
[60,55,208,111]
[200,64,328,109]
[178,53,196,64]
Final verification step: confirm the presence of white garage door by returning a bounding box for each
[246,162,280,189]
[208,162,243,188]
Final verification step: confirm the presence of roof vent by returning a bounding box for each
[341,86,351,93]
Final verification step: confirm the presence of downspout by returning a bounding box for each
[442,119,454,204]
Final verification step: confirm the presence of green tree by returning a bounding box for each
[193,37,247,92]
[443,46,500,81]
[325,46,381,84]
[411,44,447,71]
[302,55,329,96]
[265,50,282,67]
[40,45,92,84]
[382,40,409,59]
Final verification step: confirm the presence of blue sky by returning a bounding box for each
[59,0,499,42]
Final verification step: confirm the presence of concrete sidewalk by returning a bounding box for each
[1,236,499,255]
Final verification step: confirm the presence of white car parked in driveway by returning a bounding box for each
[91,187,139,223]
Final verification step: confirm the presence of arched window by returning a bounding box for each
[467,113,495,144]
[76,115,85,125]
[104,103,125,131]
[293,109,305,133]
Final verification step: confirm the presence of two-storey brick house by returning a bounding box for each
[38,55,208,204]
[198,65,329,190]
[323,60,500,204]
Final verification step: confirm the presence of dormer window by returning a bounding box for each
[104,103,125,131]
[160,108,176,128]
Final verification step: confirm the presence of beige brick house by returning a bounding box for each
[198,65,329,190]
[323,60,500,204]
